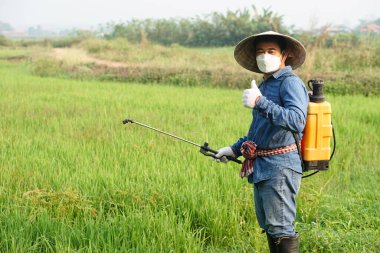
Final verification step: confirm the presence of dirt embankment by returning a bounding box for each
[51,48,129,68]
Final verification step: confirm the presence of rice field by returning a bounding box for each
[0,59,380,252]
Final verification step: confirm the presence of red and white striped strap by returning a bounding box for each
[240,141,299,178]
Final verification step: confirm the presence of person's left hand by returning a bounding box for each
[242,80,262,108]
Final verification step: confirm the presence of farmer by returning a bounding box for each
[214,31,308,253]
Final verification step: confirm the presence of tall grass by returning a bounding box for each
[0,60,379,252]
[22,37,380,95]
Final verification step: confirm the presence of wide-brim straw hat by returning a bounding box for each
[234,31,306,73]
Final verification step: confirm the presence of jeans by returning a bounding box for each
[253,167,302,238]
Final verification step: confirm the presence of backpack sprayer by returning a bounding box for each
[299,79,336,177]
[123,79,336,178]
[122,119,242,164]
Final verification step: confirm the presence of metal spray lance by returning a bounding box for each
[122,119,242,164]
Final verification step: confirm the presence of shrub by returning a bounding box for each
[0,35,11,46]
[80,38,114,53]
[31,57,70,77]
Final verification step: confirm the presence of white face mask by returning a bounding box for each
[256,54,281,73]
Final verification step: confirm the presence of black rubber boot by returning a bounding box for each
[266,233,277,253]
[276,233,299,253]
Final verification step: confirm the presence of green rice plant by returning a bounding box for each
[0,52,379,252]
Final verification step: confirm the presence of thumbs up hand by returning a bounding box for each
[242,80,262,108]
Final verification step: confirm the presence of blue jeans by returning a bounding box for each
[253,167,302,238]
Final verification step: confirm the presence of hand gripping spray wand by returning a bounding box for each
[123,119,242,164]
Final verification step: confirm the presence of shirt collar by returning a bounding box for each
[272,66,293,79]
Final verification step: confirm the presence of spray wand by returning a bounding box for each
[123,119,242,164]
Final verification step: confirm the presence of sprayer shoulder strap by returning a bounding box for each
[278,74,296,105]
[279,74,305,172]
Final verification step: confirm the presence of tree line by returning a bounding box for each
[106,6,288,47]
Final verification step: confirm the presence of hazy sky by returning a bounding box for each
[0,0,378,30]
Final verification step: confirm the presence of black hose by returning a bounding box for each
[330,123,336,160]
[302,170,319,178]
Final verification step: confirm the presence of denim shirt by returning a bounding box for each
[231,66,309,184]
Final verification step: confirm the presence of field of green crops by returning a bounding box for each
[1,54,380,252]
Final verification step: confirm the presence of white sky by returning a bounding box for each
[0,0,378,30]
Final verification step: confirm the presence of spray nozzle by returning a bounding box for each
[122,119,134,124]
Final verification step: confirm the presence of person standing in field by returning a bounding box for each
[214,31,308,253]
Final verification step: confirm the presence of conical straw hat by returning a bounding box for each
[234,31,306,73]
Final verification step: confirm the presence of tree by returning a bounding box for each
[0,21,13,33]
[108,6,287,47]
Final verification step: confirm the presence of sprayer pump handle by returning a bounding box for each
[199,143,242,164]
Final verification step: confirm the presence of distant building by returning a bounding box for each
[1,30,27,37]
[360,23,380,33]
[327,25,352,34]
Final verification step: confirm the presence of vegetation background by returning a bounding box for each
[1,6,380,253]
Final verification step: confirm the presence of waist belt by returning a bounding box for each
[240,141,299,178]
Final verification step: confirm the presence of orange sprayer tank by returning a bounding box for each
[301,79,332,171]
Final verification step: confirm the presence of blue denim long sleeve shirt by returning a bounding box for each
[231,66,309,184]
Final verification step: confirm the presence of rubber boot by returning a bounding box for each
[276,233,299,253]
[266,233,277,253]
